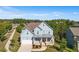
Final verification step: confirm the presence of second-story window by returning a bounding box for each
[49,31,50,34]
[43,24,44,26]
[37,31,39,34]
[33,30,34,32]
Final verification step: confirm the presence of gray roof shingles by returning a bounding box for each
[26,22,41,32]
[70,27,79,36]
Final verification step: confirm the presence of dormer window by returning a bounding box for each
[37,31,39,34]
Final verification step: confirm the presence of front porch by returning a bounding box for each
[32,35,54,49]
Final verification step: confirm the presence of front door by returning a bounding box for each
[42,38,46,42]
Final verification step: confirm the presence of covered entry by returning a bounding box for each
[32,34,53,49]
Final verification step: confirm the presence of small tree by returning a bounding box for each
[16,25,23,33]
[60,38,67,52]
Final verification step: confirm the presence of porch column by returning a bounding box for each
[40,38,42,47]
[52,36,54,45]
[45,38,48,46]
[32,38,34,45]
[46,38,48,42]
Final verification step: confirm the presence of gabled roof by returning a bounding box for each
[43,22,53,30]
[25,22,53,32]
[25,22,41,32]
[72,22,79,27]
[70,27,79,36]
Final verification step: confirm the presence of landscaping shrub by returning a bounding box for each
[9,31,21,52]
[11,39,15,43]
[10,43,14,46]
[16,25,23,33]
[1,36,7,42]
[53,45,60,51]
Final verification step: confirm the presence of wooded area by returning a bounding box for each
[0,21,12,41]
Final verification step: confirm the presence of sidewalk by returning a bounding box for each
[5,29,16,52]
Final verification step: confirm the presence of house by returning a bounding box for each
[20,22,54,49]
[66,27,79,51]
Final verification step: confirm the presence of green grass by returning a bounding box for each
[0,32,12,52]
[0,40,7,52]
[9,31,21,52]
[43,46,58,52]
[43,42,60,52]
[64,47,75,52]
[0,46,6,52]
[43,39,75,52]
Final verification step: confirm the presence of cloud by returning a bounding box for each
[73,12,79,15]
[51,11,64,17]
[0,6,79,21]
[0,7,65,19]
[0,6,26,19]
[0,7,58,19]
[31,13,48,16]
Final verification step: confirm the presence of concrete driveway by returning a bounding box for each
[18,44,32,52]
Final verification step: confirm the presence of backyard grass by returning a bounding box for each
[9,31,21,52]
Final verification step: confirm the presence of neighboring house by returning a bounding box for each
[20,22,54,49]
[66,27,79,51]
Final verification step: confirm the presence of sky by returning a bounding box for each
[0,6,79,21]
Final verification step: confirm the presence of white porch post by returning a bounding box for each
[32,38,34,45]
[40,38,42,47]
[46,38,47,42]
[52,36,54,45]
[46,38,48,45]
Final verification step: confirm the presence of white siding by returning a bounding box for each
[21,29,33,44]
[20,22,54,44]
[34,22,53,35]
[34,27,42,35]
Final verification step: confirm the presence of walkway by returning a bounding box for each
[31,45,47,52]
[31,43,47,52]
[18,43,47,52]
[5,29,16,52]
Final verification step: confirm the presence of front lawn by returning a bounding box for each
[43,42,60,52]
[9,31,21,52]
[44,41,75,52]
